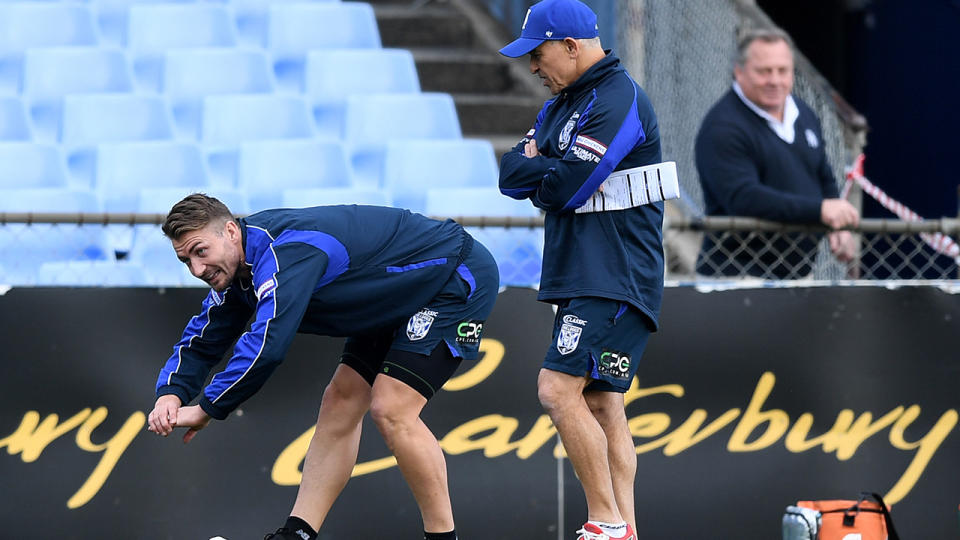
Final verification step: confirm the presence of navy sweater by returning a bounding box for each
[499,52,664,327]
[695,89,839,277]
[155,205,476,419]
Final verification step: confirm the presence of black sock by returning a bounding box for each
[284,516,317,540]
[424,530,457,540]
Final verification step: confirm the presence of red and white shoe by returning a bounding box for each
[576,522,636,540]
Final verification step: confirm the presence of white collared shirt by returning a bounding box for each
[732,81,799,143]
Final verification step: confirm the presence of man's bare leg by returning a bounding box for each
[586,390,636,532]
[369,375,454,533]
[290,365,372,530]
[538,368,622,524]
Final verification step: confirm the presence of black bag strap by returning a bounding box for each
[854,492,900,540]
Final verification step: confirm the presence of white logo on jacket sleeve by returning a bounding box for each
[406,308,438,341]
[571,146,601,163]
[256,278,276,300]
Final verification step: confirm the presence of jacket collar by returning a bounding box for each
[560,50,622,98]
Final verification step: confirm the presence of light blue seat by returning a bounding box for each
[0,142,69,188]
[424,187,540,219]
[267,2,380,91]
[0,97,31,140]
[96,141,210,212]
[21,47,133,143]
[137,186,250,215]
[238,139,352,210]
[305,48,419,136]
[422,187,544,287]
[280,187,391,209]
[0,188,108,286]
[382,139,496,213]
[345,93,462,187]
[91,0,195,47]
[234,0,340,48]
[127,4,237,92]
[164,48,275,139]
[61,93,174,185]
[201,94,315,185]
[0,3,98,95]
[36,259,150,286]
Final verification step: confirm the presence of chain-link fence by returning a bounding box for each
[2,214,960,286]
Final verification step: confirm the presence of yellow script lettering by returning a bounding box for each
[728,372,790,452]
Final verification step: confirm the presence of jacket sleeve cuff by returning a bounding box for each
[156,385,192,408]
[199,395,231,420]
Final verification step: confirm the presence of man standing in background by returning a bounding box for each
[695,27,859,278]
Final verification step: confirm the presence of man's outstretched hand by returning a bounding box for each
[148,395,212,444]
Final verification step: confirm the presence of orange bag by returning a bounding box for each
[797,492,900,540]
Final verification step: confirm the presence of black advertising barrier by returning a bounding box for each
[0,286,958,539]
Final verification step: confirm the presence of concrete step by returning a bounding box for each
[453,93,543,136]
[410,48,515,93]
[374,5,477,49]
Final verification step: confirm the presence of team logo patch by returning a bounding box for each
[406,308,438,341]
[456,320,484,345]
[574,134,607,155]
[805,128,819,148]
[255,278,276,300]
[558,112,580,151]
[557,314,587,355]
[597,349,632,380]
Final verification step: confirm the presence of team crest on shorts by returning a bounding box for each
[558,112,580,151]
[557,322,583,355]
[406,308,438,341]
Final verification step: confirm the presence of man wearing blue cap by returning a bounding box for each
[498,1,665,539]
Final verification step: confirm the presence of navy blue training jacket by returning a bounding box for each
[498,52,664,327]
[156,205,474,420]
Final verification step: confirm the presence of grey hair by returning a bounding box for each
[577,37,602,50]
[736,27,794,66]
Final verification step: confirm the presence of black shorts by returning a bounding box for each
[339,241,499,399]
[339,331,462,400]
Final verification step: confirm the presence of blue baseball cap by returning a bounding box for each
[499,0,599,58]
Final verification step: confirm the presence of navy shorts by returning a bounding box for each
[543,297,653,393]
[340,240,499,399]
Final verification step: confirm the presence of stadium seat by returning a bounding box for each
[127,4,237,92]
[0,97,31,140]
[164,48,275,139]
[234,0,340,48]
[382,139,496,213]
[0,187,108,286]
[21,48,134,143]
[238,139,353,210]
[280,187,392,209]
[95,141,210,212]
[305,48,419,135]
[61,93,174,185]
[267,2,381,90]
[201,94,315,185]
[0,3,99,94]
[36,259,150,286]
[0,142,69,188]
[424,187,540,218]
[91,0,195,47]
[344,93,462,187]
[422,186,544,287]
[137,187,250,215]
